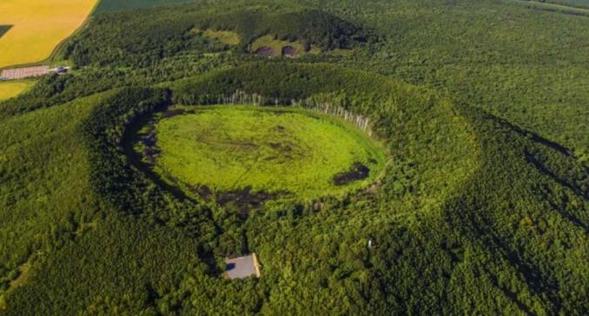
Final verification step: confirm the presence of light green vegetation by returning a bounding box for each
[202,29,240,46]
[149,106,386,200]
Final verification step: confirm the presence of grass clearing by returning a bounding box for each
[202,29,240,46]
[139,105,386,201]
[0,0,97,68]
[250,35,319,57]
[0,80,33,101]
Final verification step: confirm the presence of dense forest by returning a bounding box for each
[0,0,588,314]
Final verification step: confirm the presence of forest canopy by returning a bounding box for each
[0,0,588,315]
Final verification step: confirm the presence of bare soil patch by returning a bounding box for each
[216,186,284,213]
[1,66,50,80]
[190,185,284,213]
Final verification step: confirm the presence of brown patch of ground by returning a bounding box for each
[268,141,292,152]
[216,186,282,212]
[190,185,283,213]
[192,185,213,201]
[266,140,306,161]
[333,162,370,185]
[1,66,50,80]
[162,108,186,118]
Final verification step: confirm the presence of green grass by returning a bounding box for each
[144,105,386,200]
[201,29,240,46]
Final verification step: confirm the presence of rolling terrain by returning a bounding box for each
[0,0,587,314]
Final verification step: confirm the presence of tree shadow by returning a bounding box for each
[0,25,12,39]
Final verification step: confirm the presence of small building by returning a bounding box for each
[224,253,261,280]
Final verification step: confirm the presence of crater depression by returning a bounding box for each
[131,105,387,203]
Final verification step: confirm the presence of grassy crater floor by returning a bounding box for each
[135,105,387,201]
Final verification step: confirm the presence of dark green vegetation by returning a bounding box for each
[0,26,11,39]
[64,2,366,67]
[134,106,385,201]
[344,0,589,164]
[0,0,588,314]
[199,7,367,50]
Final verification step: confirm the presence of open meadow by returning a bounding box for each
[135,106,386,201]
[0,0,587,314]
[0,0,96,68]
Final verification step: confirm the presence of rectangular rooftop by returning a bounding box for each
[224,253,261,280]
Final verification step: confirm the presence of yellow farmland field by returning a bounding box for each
[0,0,97,69]
[0,80,33,101]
